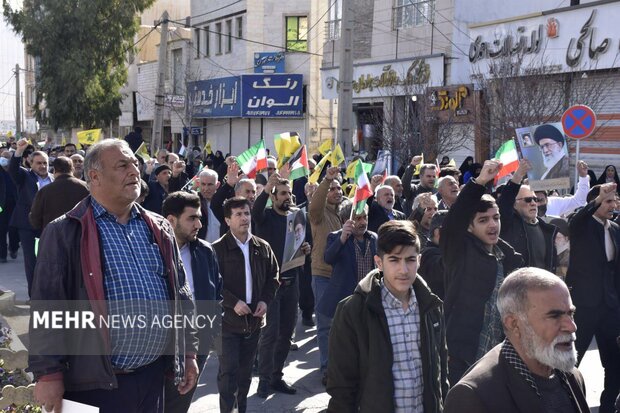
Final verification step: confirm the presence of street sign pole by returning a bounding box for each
[561,104,596,189]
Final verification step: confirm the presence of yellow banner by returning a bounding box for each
[77,129,102,146]
[414,153,425,175]
[317,139,332,156]
[204,140,213,155]
[345,159,359,180]
[329,143,345,167]
[274,132,301,168]
[308,151,331,184]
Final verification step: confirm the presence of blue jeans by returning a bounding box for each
[312,275,332,372]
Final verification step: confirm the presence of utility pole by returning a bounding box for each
[336,0,353,154]
[15,64,21,137]
[152,11,169,152]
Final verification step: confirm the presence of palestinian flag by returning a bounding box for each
[237,139,267,179]
[288,145,310,181]
[352,160,373,215]
[494,139,519,184]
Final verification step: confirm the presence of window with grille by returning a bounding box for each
[393,0,434,29]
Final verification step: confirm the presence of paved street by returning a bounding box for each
[0,250,606,412]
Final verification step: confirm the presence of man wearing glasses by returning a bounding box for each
[498,160,558,272]
[534,124,569,180]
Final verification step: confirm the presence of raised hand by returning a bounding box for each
[476,160,502,186]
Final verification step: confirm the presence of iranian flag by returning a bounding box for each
[237,139,267,178]
[288,145,310,181]
[352,160,373,215]
[495,139,519,184]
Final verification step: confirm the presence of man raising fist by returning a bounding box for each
[441,160,524,384]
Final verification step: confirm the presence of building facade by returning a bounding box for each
[188,0,333,156]
[320,0,619,176]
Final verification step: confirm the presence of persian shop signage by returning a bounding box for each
[469,6,619,74]
[427,85,475,123]
[321,56,445,99]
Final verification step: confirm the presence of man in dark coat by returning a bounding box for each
[441,160,523,384]
[419,210,448,299]
[566,182,620,412]
[29,156,89,231]
[445,268,589,413]
[367,184,406,233]
[212,197,279,413]
[327,220,448,412]
[401,155,437,216]
[162,191,222,413]
[498,160,557,273]
[0,149,19,262]
[9,138,53,296]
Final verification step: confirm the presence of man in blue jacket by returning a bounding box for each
[163,191,222,413]
[317,202,377,319]
[9,138,53,296]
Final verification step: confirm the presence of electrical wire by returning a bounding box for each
[405,0,469,57]
[0,74,16,91]
[183,0,244,22]
[169,20,323,57]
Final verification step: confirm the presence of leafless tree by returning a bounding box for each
[471,52,616,155]
[361,67,470,164]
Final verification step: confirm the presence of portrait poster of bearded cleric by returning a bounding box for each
[515,122,570,191]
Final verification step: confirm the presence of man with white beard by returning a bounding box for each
[444,267,589,413]
[534,125,569,180]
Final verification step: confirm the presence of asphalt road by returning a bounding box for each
[0,251,605,412]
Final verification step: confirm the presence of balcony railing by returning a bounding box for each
[325,19,341,40]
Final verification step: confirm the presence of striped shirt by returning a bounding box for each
[381,279,424,413]
[93,199,170,370]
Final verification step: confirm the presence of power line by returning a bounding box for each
[186,0,244,22]
[405,0,469,57]
[168,20,323,57]
[0,74,16,92]
[169,28,251,77]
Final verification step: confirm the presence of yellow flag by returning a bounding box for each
[6,131,13,138]
[274,132,301,168]
[346,183,357,198]
[77,129,102,146]
[317,140,332,156]
[414,153,425,175]
[61,136,67,146]
[204,140,213,155]
[345,159,360,180]
[308,151,331,184]
[135,142,151,162]
[448,158,456,168]
[329,143,345,167]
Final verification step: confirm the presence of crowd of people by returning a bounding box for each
[0,133,619,413]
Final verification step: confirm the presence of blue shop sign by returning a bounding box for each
[241,74,303,118]
[254,52,286,73]
[189,77,241,118]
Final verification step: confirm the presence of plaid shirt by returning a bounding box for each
[354,238,375,282]
[381,280,424,413]
[93,199,170,370]
[476,248,506,359]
